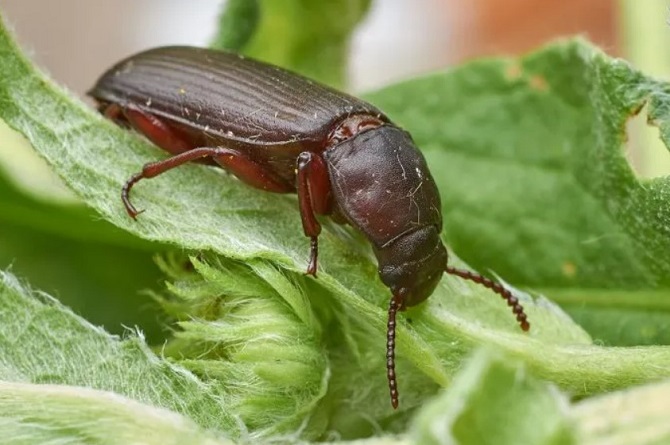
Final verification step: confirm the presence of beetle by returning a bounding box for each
[89,46,530,409]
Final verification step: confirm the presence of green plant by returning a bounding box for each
[1,2,670,444]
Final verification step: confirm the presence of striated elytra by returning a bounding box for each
[89,46,530,409]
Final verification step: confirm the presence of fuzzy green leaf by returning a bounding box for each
[0,270,239,436]
[212,0,372,88]
[411,350,575,445]
[0,121,152,249]
[574,379,670,444]
[159,255,329,439]
[0,122,168,341]
[413,350,670,445]
[0,381,231,445]
[364,40,670,345]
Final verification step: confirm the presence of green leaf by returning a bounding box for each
[159,255,329,438]
[0,381,231,445]
[212,0,372,88]
[0,270,239,436]
[411,350,576,445]
[0,122,168,341]
[412,350,670,445]
[0,122,151,249]
[212,0,260,52]
[0,118,76,203]
[574,378,670,444]
[363,39,670,346]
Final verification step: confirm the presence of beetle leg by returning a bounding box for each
[101,103,125,125]
[123,104,194,156]
[297,152,332,276]
[122,147,291,219]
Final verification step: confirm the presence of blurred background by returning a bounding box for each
[1,0,669,341]
[0,0,632,93]
[2,0,669,179]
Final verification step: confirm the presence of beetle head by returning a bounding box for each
[376,226,448,308]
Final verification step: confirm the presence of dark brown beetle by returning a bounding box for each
[89,46,529,409]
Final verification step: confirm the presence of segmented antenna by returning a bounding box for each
[386,296,400,409]
[445,265,530,331]
[385,269,529,410]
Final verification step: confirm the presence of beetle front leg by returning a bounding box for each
[297,152,332,277]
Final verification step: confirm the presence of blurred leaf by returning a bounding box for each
[619,0,670,179]
[411,350,575,445]
[213,0,260,52]
[0,219,165,342]
[413,350,670,445]
[364,39,670,346]
[212,0,372,88]
[0,381,231,445]
[0,118,76,203]
[0,270,239,436]
[574,378,670,444]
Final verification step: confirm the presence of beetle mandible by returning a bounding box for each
[89,46,530,409]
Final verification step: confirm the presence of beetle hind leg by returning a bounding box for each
[122,147,291,219]
[121,147,224,219]
[297,152,332,277]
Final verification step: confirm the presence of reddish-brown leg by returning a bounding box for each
[445,266,530,331]
[102,103,124,123]
[296,152,332,276]
[122,147,291,219]
[101,102,216,165]
[123,104,194,155]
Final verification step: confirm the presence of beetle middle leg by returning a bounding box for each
[297,152,332,276]
[122,147,291,218]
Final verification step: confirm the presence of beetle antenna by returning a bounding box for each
[387,295,401,409]
[445,266,530,331]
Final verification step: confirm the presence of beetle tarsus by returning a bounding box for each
[445,265,530,331]
[122,173,145,219]
[127,208,145,220]
[306,236,319,277]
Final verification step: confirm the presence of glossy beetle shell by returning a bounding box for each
[90,46,385,148]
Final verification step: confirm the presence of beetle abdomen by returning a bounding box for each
[89,46,384,148]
